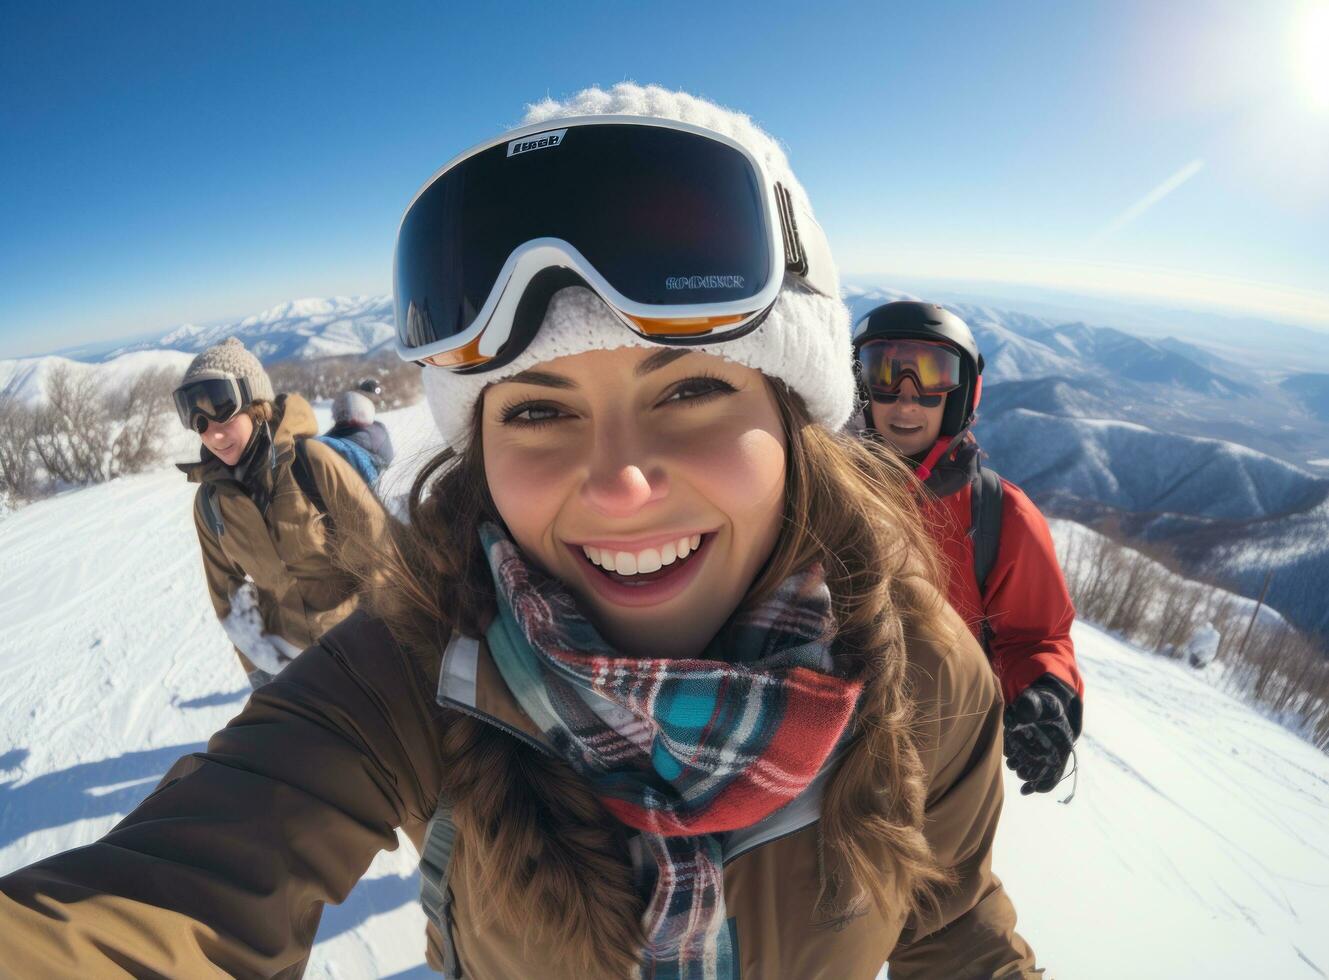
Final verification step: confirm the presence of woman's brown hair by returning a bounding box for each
[241,399,276,425]
[347,379,956,975]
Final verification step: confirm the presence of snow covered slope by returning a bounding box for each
[2,405,1328,978]
[994,622,1329,978]
[0,400,444,979]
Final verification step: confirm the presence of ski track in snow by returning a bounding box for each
[2,403,1328,978]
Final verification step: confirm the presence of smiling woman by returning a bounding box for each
[482,337,787,659]
[0,84,1044,980]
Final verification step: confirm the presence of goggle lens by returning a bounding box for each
[871,390,945,408]
[174,378,243,431]
[858,339,962,396]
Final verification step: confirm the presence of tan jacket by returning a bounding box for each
[182,393,382,673]
[0,601,1042,979]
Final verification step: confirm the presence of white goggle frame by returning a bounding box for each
[393,114,837,368]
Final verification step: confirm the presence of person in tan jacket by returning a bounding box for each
[172,337,384,688]
[0,86,1044,979]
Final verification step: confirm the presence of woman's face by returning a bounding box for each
[868,378,946,456]
[482,347,787,659]
[201,411,254,467]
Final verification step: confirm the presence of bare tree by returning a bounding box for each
[1059,522,1329,752]
[0,389,41,501]
[267,349,422,409]
[5,363,177,502]
[109,367,176,476]
[29,365,112,485]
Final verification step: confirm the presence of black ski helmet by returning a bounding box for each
[852,301,984,437]
[357,377,383,398]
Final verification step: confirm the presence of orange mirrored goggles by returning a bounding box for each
[857,339,963,396]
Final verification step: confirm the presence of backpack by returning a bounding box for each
[313,434,380,486]
[969,463,1004,649]
[197,437,367,539]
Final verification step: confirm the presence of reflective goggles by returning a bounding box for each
[173,376,252,433]
[393,116,837,371]
[857,339,963,399]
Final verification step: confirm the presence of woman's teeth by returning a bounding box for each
[582,535,702,576]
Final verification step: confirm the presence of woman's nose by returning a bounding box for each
[580,433,668,518]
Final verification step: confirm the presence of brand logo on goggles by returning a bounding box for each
[665,275,746,290]
[507,129,567,157]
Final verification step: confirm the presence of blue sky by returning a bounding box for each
[2,0,1327,358]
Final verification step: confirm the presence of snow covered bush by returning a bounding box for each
[1054,519,1329,750]
[0,363,176,502]
[0,389,41,502]
[267,349,421,409]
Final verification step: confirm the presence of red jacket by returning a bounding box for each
[920,436,1083,704]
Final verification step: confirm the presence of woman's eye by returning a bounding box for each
[662,376,737,405]
[500,402,566,426]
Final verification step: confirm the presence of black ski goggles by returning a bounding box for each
[173,375,253,433]
[857,339,963,401]
[393,116,837,371]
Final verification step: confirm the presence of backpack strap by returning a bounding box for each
[199,484,225,538]
[291,438,335,535]
[970,464,1004,654]
[970,463,1004,595]
[419,801,463,978]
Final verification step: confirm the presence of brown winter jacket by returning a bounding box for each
[181,393,383,674]
[0,599,1042,979]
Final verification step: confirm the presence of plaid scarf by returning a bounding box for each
[480,523,862,979]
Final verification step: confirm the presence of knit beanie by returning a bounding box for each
[180,337,275,403]
[332,390,375,428]
[420,83,855,449]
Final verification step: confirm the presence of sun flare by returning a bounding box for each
[1298,2,1329,110]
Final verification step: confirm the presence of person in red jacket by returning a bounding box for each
[853,301,1084,795]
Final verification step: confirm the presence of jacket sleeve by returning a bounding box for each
[303,438,386,543]
[193,489,257,674]
[0,614,446,979]
[371,421,395,467]
[983,482,1082,703]
[887,625,1042,980]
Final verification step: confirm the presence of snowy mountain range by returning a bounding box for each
[106,295,395,363]
[0,349,196,406]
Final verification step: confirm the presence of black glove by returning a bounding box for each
[1004,674,1082,796]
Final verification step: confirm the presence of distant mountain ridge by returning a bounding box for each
[979,409,1328,523]
[1281,373,1329,421]
[105,296,394,364]
[844,287,1257,396]
[0,350,195,406]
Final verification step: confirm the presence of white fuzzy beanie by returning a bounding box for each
[332,390,375,428]
[421,83,854,448]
